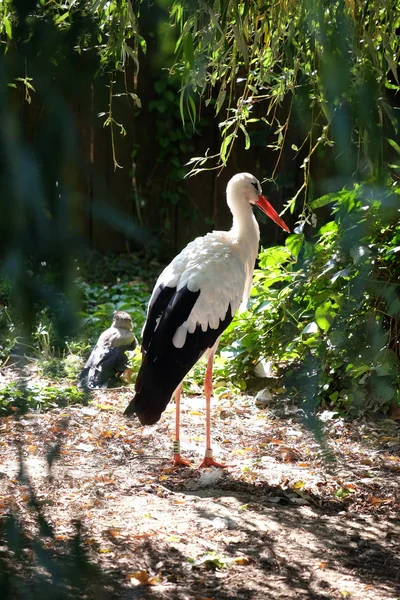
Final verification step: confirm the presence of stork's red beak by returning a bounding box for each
[255,195,290,233]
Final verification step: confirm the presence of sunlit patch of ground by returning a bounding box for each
[0,380,399,599]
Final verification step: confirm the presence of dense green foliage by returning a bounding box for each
[77,278,148,344]
[0,273,149,414]
[0,382,87,415]
[0,263,149,363]
[221,184,400,414]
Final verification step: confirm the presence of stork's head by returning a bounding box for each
[227,172,290,233]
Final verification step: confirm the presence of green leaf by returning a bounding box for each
[285,233,304,258]
[55,11,70,24]
[183,32,194,70]
[310,193,337,209]
[315,301,335,332]
[240,332,256,348]
[345,364,370,377]
[387,246,400,254]
[4,15,12,39]
[328,331,345,347]
[232,24,249,66]
[239,124,250,149]
[335,487,355,498]
[259,246,291,268]
[318,221,338,235]
[374,363,393,377]
[329,391,339,403]
[207,6,224,35]
[179,89,185,128]
[137,35,147,53]
[220,133,236,164]
[303,335,319,347]
[90,0,108,12]
[387,137,400,155]
[330,269,351,283]
[388,297,400,316]
[188,94,196,126]
[216,86,226,115]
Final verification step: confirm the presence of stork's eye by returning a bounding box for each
[251,182,258,190]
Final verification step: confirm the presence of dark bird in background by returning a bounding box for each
[124,173,290,467]
[78,311,137,390]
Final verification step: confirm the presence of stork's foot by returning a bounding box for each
[171,441,192,467]
[198,449,235,469]
[171,454,192,467]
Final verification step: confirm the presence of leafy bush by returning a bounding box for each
[0,273,150,380]
[220,183,400,415]
[0,289,18,366]
[0,383,87,415]
[76,279,148,347]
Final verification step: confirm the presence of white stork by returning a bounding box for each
[124,173,290,467]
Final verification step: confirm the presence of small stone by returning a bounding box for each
[212,517,229,530]
[211,517,237,530]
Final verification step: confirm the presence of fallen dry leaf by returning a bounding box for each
[234,556,252,565]
[371,496,392,505]
[128,570,157,585]
[106,528,122,537]
[313,561,328,569]
[100,430,113,438]
[293,480,306,489]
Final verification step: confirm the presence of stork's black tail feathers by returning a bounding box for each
[123,353,188,424]
[124,315,235,425]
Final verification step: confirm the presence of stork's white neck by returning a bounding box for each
[227,186,261,309]
[228,187,260,249]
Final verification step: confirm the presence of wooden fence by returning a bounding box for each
[18,57,305,260]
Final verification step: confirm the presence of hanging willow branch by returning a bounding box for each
[171,0,400,211]
[0,0,146,170]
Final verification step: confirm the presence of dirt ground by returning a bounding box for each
[0,377,399,599]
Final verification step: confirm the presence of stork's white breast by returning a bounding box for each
[155,232,247,348]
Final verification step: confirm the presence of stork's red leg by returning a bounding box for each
[171,383,191,467]
[199,350,234,468]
